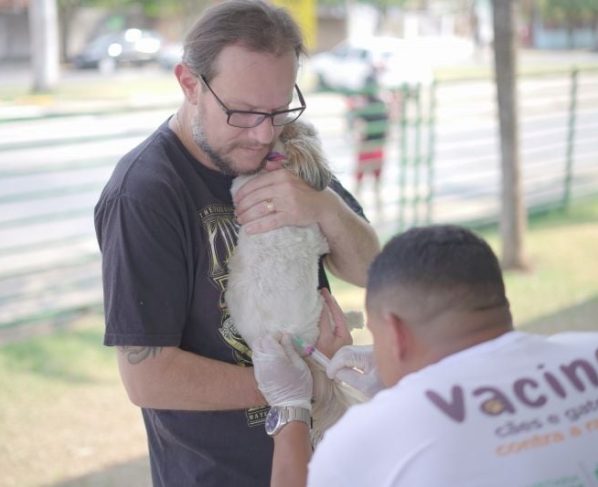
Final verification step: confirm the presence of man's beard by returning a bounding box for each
[191,112,267,176]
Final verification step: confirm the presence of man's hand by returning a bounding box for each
[252,334,313,410]
[316,288,353,358]
[326,345,384,398]
[234,162,380,288]
[233,168,327,234]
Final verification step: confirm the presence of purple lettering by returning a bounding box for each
[473,386,516,416]
[426,349,598,426]
[560,359,598,392]
[513,378,546,408]
[538,365,567,398]
[425,386,466,423]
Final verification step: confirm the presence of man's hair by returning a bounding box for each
[367,225,509,313]
[182,0,306,81]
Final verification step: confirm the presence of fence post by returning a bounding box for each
[426,80,437,224]
[399,83,409,231]
[413,84,423,225]
[563,67,578,209]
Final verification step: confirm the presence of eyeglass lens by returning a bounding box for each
[228,109,303,128]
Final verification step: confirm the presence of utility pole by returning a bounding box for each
[29,0,60,92]
[492,0,528,270]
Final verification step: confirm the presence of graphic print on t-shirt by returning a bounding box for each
[198,203,269,427]
[198,203,249,362]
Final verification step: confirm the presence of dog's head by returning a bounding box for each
[274,120,332,191]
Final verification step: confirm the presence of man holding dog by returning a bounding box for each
[253,225,598,486]
[94,1,379,485]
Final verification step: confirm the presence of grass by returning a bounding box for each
[0,317,150,487]
[331,196,598,343]
[1,197,597,486]
[490,199,598,333]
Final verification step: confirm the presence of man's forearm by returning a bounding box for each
[271,422,312,487]
[320,189,380,287]
[117,346,266,411]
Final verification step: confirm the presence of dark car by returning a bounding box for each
[72,28,162,72]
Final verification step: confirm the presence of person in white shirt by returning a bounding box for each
[252,224,598,487]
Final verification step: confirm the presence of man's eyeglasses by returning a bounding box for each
[200,75,306,129]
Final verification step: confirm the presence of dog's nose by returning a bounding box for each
[267,151,287,162]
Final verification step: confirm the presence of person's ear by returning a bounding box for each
[175,63,200,104]
[383,311,411,362]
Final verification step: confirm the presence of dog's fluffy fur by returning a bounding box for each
[225,120,364,444]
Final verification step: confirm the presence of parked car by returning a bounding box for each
[309,36,433,93]
[72,28,163,73]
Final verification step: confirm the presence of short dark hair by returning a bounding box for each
[183,0,306,81]
[367,225,509,312]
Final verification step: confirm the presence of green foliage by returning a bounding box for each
[366,0,427,12]
[58,0,184,20]
[538,0,598,23]
[317,0,419,10]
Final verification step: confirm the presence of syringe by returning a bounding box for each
[292,335,368,402]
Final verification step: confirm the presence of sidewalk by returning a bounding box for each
[0,62,181,122]
[2,48,598,121]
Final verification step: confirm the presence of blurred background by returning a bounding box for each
[1,0,598,485]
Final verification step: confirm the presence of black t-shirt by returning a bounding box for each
[94,119,365,486]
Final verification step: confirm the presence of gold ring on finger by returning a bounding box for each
[265,199,275,213]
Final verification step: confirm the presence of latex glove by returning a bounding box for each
[326,345,384,399]
[252,334,313,411]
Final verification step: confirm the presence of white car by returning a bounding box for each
[309,36,434,92]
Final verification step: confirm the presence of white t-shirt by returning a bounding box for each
[308,331,598,487]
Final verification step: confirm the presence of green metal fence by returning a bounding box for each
[386,67,598,235]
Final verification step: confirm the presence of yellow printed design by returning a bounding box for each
[198,204,248,360]
[198,204,267,424]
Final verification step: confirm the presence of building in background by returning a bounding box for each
[0,0,29,61]
[2,0,598,66]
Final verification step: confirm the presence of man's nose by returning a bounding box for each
[249,117,277,145]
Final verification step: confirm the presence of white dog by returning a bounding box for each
[225,120,364,444]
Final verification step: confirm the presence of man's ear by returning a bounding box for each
[175,63,200,104]
[383,311,411,362]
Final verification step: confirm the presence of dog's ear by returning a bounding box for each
[281,121,333,191]
[286,138,332,191]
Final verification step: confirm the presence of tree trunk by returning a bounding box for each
[29,0,60,92]
[491,0,528,270]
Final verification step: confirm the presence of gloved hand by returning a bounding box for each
[326,345,384,398]
[252,334,313,411]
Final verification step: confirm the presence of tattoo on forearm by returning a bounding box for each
[119,346,163,365]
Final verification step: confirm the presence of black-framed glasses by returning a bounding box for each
[200,75,306,128]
